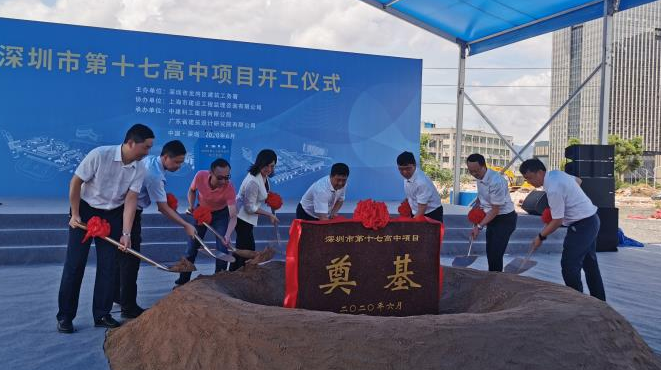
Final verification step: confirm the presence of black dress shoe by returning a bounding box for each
[57,319,74,334]
[94,314,121,328]
[121,306,146,319]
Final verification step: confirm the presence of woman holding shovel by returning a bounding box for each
[466,153,517,272]
[519,158,605,301]
[235,149,279,271]
[174,158,238,286]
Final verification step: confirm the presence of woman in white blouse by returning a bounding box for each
[233,149,279,270]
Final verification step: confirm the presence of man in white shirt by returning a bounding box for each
[397,151,443,222]
[57,124,154,333]
[115,140,196,318]
[520,158,605,301]
[297,163,349,221]
[466,153,517,272]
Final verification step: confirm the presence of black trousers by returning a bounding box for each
[232,217,256,271]
[57,200,122,322]
[296,203,319,221]
[425,206,444,223]
[485,211,517,272]
[561,213,606,301]
[114,210,142,310]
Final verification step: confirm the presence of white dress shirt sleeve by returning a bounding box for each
[74,148,100,182]
[242,181,261,214]
[489,180,508,206]
[129,163,146,194]
[546,188,566,220]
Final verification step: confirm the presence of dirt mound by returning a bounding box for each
[105,262,661,370]
[617,184,657,197]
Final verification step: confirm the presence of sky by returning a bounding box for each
[0,0,554,144]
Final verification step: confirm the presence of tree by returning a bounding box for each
[567,137,582,146]
[608,135,643,181]
[420,133,443,181]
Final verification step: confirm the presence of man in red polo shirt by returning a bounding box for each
[175,158,237,286]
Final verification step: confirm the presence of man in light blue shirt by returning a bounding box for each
[115,140,196,318]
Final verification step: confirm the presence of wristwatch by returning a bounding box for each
[477,224,484,230]
[538,233,547,241]
[122,231,131,237]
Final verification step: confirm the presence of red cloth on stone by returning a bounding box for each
[265,192,283,211]
[467,208,486,225]
[82,216,111,243]
[192,205,213,225]
[352,199,390,230]
[398,200,412,218]
[166,193,178,211]
[541,208,553,224]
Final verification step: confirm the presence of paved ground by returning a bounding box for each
[618,206,661,244]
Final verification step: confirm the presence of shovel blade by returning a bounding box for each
[198,247,236,263]
[452,255,478,267]
[216,252,236,263]
[504,257,537,274]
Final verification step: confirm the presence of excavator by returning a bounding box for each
[488,165,535,191]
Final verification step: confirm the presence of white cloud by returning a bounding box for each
[0,0,553,143]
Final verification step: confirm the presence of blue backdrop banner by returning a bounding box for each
[0,17,421,200]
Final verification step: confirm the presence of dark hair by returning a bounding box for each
[466,153,486,166]
[248,149,277,176]
[161,140,186,157]
[124,124,154,144]
[211,158,231,171]
[396,151,416,166]
[519,158,546,174]
[330,163,350,177]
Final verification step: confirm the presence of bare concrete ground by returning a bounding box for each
[618,206,661,244]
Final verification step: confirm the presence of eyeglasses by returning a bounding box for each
[212,174,231,181]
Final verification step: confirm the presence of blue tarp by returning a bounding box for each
[360,0,658,54]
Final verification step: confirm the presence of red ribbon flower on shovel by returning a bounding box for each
[265,192,283,211]
[541,208,553,224]
[467,207,486,225]
[166,193,178,211]
[398,200,412,218]
[192,205,212,225]
[353,199,390,230]
[81,216,111,243]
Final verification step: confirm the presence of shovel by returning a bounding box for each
[193,234,236,263]
[504,244,538,274]
[74,221,196,273]
[186,210,236,252]
[270,209,281,247]
[452,234,478,267]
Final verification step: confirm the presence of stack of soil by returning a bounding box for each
[105,262,661,370]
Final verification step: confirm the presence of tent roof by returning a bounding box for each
[359,0,657,55]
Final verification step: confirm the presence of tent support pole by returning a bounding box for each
[464,92,524,163]
[452,44,467,204]
[501,64,602,172]
[599,0,615,144]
